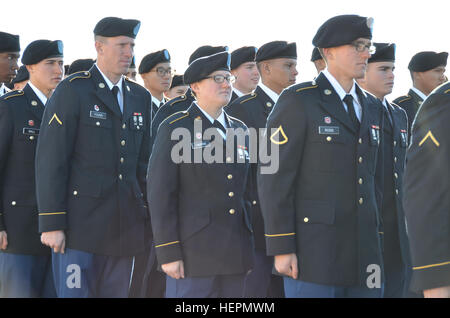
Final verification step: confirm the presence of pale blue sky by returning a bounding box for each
[1,0,448,98]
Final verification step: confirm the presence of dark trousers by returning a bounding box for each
[384,264,407,298]
[52,248,133,298]
[129,245,166,298]
[243,249,284,298]
[166,273,246,298]
[283,278,384,298]
[0,252,55,298]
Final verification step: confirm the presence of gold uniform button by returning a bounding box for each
[31,100,38,106]
[226,157,232,163]
[326,136,332,142]
[96,121,100,126]
[227,174,233,180]
[228,192,234,198]
[99,83,105,88]
[358,157,363,164]
[122,124,126,129]
[359,198,364,205]
[73,191,78,196]
[29,136,35,140]
[358,138,363,144]
[11,201,16,206]
[304,217,309,223]
[120,157,124,164]
[394,172,398,179]
[396,189,399,195]
[393,141,397,146]
[266,102,272,107]
[358,178,363,185]
[252,201,257,206]
[229,209,236,215]
[119,174,123,180]
[121,140,126,146]
[394,157,398,163]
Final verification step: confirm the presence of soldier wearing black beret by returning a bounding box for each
[67,58,95,75]
[357,42,413,297]
[229,46,260,104]
[148,51,253,297]
[403,82,450,298]
[150,45,228,147]
[0,32,20,96]
[165,74,188,100]
[311,47,326,74]
[35,17,152,298]
[225,40,298,298]
[394,51,448,138]
[126,56,137,81]
[258,15,386,298]
[8,65,29,91]
[139,49,172,118]
[0,39,64,297]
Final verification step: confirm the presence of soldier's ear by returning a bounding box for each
[94,40,104,55]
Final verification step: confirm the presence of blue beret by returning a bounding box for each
[311,47,322,62]
[188,45,228,65]
[313,15,373,48]
[184,51,231,84]
[255,41,297,62]
[21,40,63,65]
[94,17,141,39]
[231,46,257,70]
[368,43,396,63]
[408,51,448,72]
[130,56,136,68]
[68,58,95,75]
[0,32,20,53]
[138,49,171,74]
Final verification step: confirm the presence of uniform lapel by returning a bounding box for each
[408,88,424,113]
[90,66,122,118]
[255,86,275,117]
[23,84,45,121]
[316,73,356,134]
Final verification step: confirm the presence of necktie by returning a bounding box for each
[213,120,227,135]
[343,94,360,131]
[111,86,122,113]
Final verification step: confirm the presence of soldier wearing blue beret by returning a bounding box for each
[0,39,64,297]
[229,46,260,104]
[0,32,20,96]
[357,42,414,297]
[258,15,386,298]
[35,17,152,298]
[148,51,254,297]
[393,51,448,138]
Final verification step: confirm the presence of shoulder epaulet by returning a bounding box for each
[167,111,189,125]
[240,93,257,104]
[445,89,450,94]
[68,71,91,82]
[295,81,318,93]
[169,94,187,106]
[2,89,24,100]
[395,95,411,104]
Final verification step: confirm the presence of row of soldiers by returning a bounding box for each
[0,13,448,298]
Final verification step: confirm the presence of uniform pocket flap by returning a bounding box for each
[298,200,335,225]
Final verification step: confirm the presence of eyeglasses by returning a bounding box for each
[204,74,236,84]
[151,67,175,77]
[350,41,376,55]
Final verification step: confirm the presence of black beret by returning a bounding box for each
[170,75,184,88]
[408,51,448,72]
[64,65,70,74]
[255,41,297,62]
[94,17,141,39]
[184,51,231,85]
[68,58,95,75]
[368,43,396,63]
[138,49,171,74]
[188,45,228,65]
[311,47,323,62]
[130,56,136,68]
[231,46,257,70]
[313,15,373,48]
[11,65,29,84]
[0,32,20,53]
[21,40,63,65]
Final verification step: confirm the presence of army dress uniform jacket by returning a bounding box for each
[393,89,424,138]
[258,73,385,287]
[403,82,450,292]
[147,103,254,277]
[225,85,276,251]
[0,85,50,255]
[35,65,152,257]
[150,89,195,152]
[380,101,411,278]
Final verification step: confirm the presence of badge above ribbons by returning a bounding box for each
[270,125,288,145]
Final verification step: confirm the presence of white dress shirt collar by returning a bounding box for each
[258,82,279,103]
[410,87,427,100]
[28,81,48,105]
